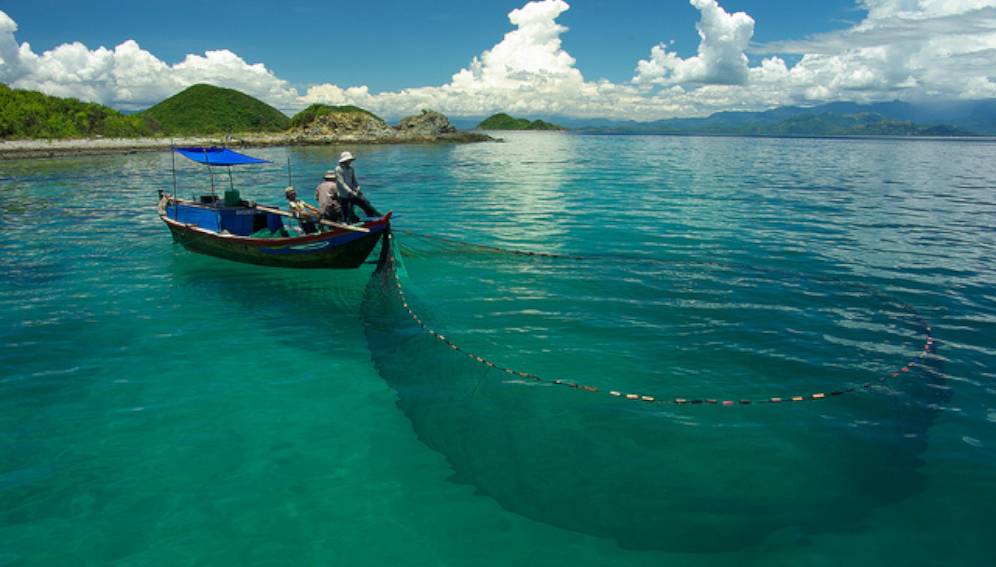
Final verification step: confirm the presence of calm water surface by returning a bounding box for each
[1,133,994,565]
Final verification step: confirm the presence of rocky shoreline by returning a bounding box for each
[0,110,494,160]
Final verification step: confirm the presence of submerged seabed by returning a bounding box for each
[2,133,995,565]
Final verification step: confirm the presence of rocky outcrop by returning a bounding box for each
[396,110,457,137]
[293,112,396,139]
[288,109,490,144]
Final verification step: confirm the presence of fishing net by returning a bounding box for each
[362,230,946,552]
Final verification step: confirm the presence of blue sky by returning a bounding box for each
[0,0,858,92]
[1,1,994,119]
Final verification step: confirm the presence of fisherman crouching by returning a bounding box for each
[284,186,320,234]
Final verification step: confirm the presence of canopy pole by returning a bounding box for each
[227,166,235,192]
[203,148,215,195]
[170,139,177,219]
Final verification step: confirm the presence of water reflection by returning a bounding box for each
[443,133,573,246]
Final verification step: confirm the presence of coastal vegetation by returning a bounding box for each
[476,113,563,131]
[0,83,291,139]
[0,84,151,139]
[139,84,290,134]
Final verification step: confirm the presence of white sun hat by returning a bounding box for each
[338,151,355,163]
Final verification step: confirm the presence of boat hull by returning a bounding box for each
[162,215,389,269]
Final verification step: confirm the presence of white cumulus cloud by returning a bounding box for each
[0,13,302,112]
[634,0,755,86]
[750,0,996,102]
[303,0,591,117]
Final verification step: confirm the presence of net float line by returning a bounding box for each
[384,232,935,407]
[398,229,587,261]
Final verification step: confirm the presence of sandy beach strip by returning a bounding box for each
[0,137,223,160]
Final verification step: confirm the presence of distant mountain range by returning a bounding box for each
[556,100,996,136]
[450,100,996,136]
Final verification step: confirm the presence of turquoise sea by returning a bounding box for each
[1,133,994,565]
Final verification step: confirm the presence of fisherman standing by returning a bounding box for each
[314,170,343,222]
[335,151,381,223]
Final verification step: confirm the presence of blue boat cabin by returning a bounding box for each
[166,198,289,237]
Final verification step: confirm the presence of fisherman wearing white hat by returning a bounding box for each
[335,150,381,223]
[314,170,343,222]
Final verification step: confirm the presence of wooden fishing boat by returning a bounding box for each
[158,147,391,269]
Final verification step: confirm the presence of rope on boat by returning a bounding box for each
[381,231,935,408]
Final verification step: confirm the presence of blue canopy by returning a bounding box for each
[175,147,270,166]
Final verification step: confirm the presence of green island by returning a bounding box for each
[140,84,291,134]
[476,113,564,131]
[0,84,491,158]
